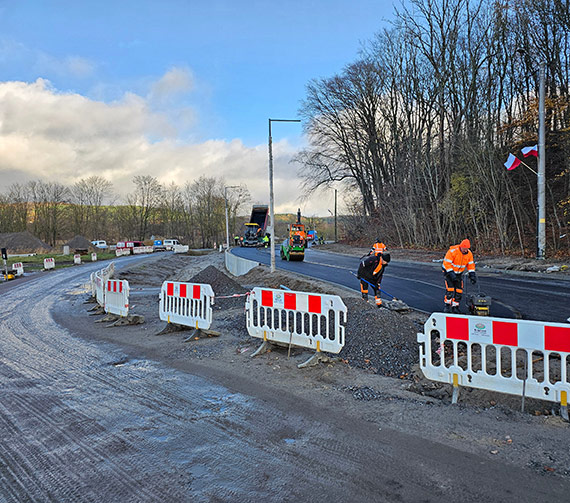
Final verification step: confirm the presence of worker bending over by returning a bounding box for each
[442,239,477,313]
[357,252,391,307]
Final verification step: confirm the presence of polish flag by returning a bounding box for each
[504,153,521,171]
[521,144,538,157]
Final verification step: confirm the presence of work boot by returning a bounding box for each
[443,305,451,313]
[361,293,369,302]
[451,306,461,314]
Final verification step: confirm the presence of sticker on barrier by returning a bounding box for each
[44,257,55,270]
[245,287,347,366]
[417,313,570,419]
[104,279,130,317]
[159,281,215,330]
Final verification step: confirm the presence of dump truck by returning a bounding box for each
[241,205,269,247]
[280,209,307,261]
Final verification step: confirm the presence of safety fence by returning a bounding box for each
[104,279,130,317]
[417,313,570,416]
[91,253,97,262]
[245,287,347,356]
[159,281,215,329]
[92,262,116,307]
[115,248,131,257]
[74,254,81,265]
[43,258,55,270]
[12,262,24,276]
[133,245,154,254]
[173,244,189,254]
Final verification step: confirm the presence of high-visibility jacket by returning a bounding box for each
[442,245,475,275]
[370,241,387,256]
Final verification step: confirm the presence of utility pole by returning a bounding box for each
[537,61,546,259]
[334,188,338,242]
[268,118,300,273]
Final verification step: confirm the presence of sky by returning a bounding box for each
[0,0,396,216]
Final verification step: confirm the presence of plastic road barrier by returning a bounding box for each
[104,279,130,317]
[159,281,215,329]
[44,258,55,270]
[245,287,347,358]
[417,313,570,418]
[74,254,81,265]
[173,244,189,254]
[91,253,97,262]
[92,262,115,305]
[12,262,24,276]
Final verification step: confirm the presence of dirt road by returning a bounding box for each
[1,252,569,501]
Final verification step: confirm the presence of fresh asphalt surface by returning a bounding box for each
[231,246,570,323]
[1,253,570,500]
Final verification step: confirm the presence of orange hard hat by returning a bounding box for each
[460,239,471,249]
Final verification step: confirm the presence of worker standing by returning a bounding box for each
[234,235,239,246]
[263,234,269,248]
[357,252,391,307]
[369,239,387,256]
[442,239,477,313]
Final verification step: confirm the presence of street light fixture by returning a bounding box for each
[268,118,301,273]
[224,185,240,250]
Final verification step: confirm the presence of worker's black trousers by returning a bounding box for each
[443,272,463,307]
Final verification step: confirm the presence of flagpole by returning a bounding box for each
[520,159,538,176]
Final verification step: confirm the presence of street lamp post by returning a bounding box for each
[224,185,239,250]
[268,118,300,273]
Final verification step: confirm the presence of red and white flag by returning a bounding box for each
[504,153,521,171]
[521,144,538,157]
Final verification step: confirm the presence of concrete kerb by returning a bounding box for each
[225,249,259,276]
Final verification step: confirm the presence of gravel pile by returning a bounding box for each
[190,266,248,309]
[0,231,52,253]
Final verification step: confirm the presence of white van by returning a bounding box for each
[91,240,108,249]
[163,239,180,251]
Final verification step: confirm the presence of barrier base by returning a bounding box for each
[156,323,189,336]
[83,297,97,304]
[182,328,221,342]
[89,306,105,315]
[96,313,119,323]
[298,351,335,369]
[107,314,144,327]
[562,405,569,422]
[251,341,272,357]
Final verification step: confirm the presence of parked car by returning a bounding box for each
[91,240,108,249]
[163,239,181,251]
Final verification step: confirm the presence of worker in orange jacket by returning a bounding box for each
[368,239,387,257]
[357,252,391,307]
[442,239,477,313]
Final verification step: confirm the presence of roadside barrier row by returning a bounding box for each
[159,281,215,329]
[417,313,570,418]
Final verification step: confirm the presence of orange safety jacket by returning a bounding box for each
[442,245,475,275]
[370,242,387,256]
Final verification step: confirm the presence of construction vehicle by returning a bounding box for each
[280,209,307,261]
[241,205,269,247]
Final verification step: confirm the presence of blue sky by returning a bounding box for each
[0,0,396,214]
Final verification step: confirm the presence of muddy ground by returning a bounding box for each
[68,251,570,479]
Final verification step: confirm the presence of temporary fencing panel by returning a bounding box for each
[159,281,215,329]
[74,254,81,265]
[245,287,347,354]
[104,279,130,317]
[173,244,189,254]
[44,258,55,270]
[12,262,24,276]
[94,271,105,306]
[132,246,153,254]
[417,313,570,410]
[91,253,97,262]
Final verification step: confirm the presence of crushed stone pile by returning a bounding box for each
[339,298,420,378]
[65,235,96,252]
[0,231,52,253]
[190,266,248,309]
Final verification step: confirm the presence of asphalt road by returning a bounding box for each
[231,246,570,323]
[1,255,569,501]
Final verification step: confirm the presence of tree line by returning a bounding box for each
[296,0,570,256]
[0,175,251,248]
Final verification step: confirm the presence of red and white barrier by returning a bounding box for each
[105,279,130,317]
[74,254,81,265]
[115,248,130,257]
[12,262,24,276]
[245,287,347,356]
[417,313,570,416]
[132,245,154,255]
[173,244,189,254]
[91,253,97,262]
[159,281,215,329]
[44,258,55,270]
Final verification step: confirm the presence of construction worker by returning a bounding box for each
[442,239,477,313]
[234,235,239,246]
[369,239,387,256]
[357,252,391,307]
[263,234,269,248]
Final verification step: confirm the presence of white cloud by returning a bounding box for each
[0,76,328,214]
[149,66,194,103]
